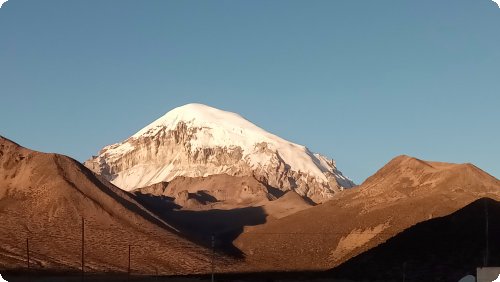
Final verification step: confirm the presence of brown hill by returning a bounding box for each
[262,190,314,220]
[234,155,500,272]
[134,174,275,210]
[0,136,217,275]
[330,197,500,281]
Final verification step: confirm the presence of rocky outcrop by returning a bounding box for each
[134,174,275,210]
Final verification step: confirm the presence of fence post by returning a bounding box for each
[211,234,215,282]
[485,199,489,267]
[128,244,131,281]
[81,217,85,282]
[26,237,30,269]
[402,261,406,282]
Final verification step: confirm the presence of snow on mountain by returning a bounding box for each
[85,103,355,203]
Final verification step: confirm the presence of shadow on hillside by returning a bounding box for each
[163,207,268,256]
[133,193,268,257]
[329,197,500,282]
[68,159,183,235]
[134,193,181,210]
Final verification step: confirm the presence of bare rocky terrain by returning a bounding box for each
[234,155,500,272]
[0,136,223,275]
[134,174,276,210]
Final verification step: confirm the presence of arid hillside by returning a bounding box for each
[133,175,313,254]
[235,155,500,272]
[329,197,500,281]
[0,136,222,275]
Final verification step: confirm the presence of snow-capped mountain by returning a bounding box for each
[84,103,355,203]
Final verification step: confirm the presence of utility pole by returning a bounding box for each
[128,244,131,281]
[26,237,30,269]
[485,200,489,267]
[211,234,215,282]
[402,262,406,282]
[81,217,85,282]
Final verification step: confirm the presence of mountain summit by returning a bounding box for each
[85,103,354,202]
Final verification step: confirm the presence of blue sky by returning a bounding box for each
[1,0,499,183]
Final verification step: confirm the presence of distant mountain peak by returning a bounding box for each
[361,155,498,193]
[132,103,255,138]
[85,103,355,203]
[386,155,436,169]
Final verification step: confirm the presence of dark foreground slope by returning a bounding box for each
[0,136,218,275]
[235,155,500,272]
[330,197,500,282]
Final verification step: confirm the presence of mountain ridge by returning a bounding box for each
[85,103,355,203]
